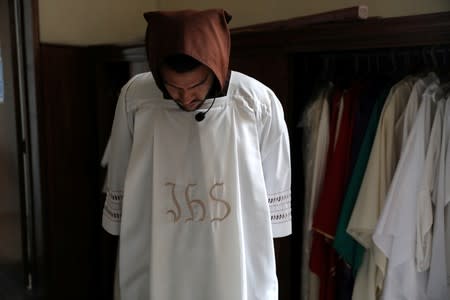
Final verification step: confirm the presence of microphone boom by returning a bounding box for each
[195,97,216,122]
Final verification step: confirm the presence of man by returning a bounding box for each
[102,9,291,300]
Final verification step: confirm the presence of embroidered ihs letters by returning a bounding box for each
[165,182,231,223]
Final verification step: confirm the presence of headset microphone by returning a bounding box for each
[195,112,206,122]
[195,97,216,122]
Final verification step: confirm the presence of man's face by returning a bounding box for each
[161,64,214,112]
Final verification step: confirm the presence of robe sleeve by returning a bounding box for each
[259,90,292,238]
[102,82,134,236]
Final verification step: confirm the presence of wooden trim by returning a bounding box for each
[87,45,147,62]
[231,5,369,33]
[231,11,450,53]
[86,11,450,63]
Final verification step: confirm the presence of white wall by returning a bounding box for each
[39,0,158,45]
[39,0,450,45]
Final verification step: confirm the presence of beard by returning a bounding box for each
[174,98,207,112]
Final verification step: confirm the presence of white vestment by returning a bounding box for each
[411,74,440,272]
[102,71,292,300]
[426,94,449,300]
[298,83,332,300]
[446,96,450,292]
[373,83,441,300]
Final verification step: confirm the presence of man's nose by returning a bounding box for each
[179,90,195,104]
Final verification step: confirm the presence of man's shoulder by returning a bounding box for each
[120,72,162,110]
[229,71,269,91]
[122,72,159,97]
[228,71,277,107]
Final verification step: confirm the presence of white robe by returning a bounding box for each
[102,71,292,300]
[412,74,440,272]
[372,83,441,300]
[400,73,439,151]
[298,83,332,300]
[446,95,450,292]
[426,94,449,300]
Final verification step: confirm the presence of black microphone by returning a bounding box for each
[195,97,216,122]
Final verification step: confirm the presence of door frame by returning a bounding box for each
[2,0,46,297]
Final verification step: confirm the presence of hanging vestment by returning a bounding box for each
[310,83,360,300]
[426,94,450,300]
[400,73,439,151]
[444,95,450,295]
[347,76,417,300]
[372,83,442,300]
[333,82,390,274]
[298,83,333,300]
[308,88,343,300]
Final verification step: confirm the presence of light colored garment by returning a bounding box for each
[426,95,450,300]
[412,74,440,272]
[298,83,332,300]
[446,95,450,292]
[102,71,292,300]
[372,83,441,300]
[347,76,416,300]
[400,73,439,151]
[333,85,388,274]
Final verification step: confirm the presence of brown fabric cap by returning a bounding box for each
[144,9,232,98]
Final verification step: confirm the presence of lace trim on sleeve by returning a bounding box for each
[269,190,292,225]
[102,190,123,235]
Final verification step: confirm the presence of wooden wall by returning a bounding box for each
[39,45,102,299]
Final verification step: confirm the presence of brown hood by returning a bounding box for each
[144,9,232,99]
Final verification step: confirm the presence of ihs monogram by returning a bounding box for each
[165,182,231,223]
